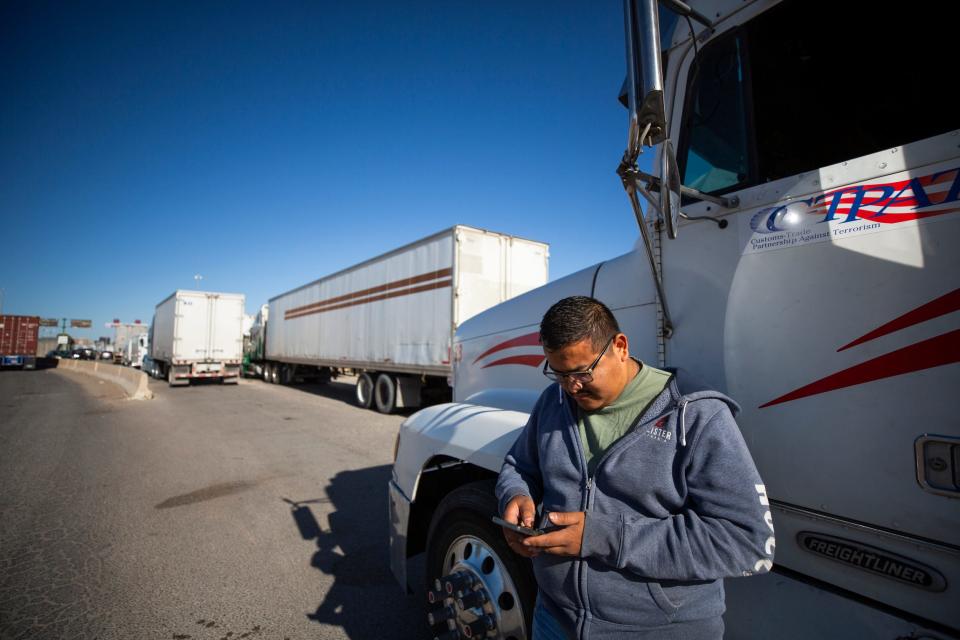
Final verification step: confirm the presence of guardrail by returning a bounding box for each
[55,359,153,400]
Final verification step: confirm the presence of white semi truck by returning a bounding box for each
[150,290,245,386]
[388,1,958,639]
[121,332,149,368]
[253,226,549,413]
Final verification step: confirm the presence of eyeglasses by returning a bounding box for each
[542,335,615,384]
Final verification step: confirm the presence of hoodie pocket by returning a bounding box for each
[584,560,673,626]
[647,581,680,617]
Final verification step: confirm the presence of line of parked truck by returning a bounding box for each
[135,225,546,406]
[2,226,549,416]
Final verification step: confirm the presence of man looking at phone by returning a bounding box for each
[495,296,774,639]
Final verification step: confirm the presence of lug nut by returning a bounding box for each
[427,589,446,606]
[427,605,456,627]
[462,614,496,638]
[444,571,475,595]
[456,590,487,610]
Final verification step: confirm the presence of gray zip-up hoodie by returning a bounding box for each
[495,371,774,639]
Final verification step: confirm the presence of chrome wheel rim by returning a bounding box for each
[438,534,527,640]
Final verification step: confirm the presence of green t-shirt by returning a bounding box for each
[579,360,671,475]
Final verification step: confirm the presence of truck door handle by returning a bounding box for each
[915,435,960,497]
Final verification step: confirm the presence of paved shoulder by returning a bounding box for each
[0,371,430,639]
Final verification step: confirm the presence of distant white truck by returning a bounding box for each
[257,226,549,413]
[150,290,245,386]
[121,333,149,368]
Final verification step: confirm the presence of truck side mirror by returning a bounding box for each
[623,0,667,159]
[660,139,682,239]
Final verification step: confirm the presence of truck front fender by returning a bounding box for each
[389,402,530,591]
[392,402,530,502]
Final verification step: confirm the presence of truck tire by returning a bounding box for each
[374,373,397,414]
[267,363,279,384]
[280,364,295,385]
[167,365,186,387]
[425,481,535,640]
[355,372,374,409]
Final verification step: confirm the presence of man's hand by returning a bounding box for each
[523,511,585,557]
[500,495,539,558]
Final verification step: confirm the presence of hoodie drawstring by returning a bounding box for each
[679,400,688,447]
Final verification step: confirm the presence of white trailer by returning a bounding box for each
[388,2,958,639]
[150,290,245,386]
[262,225,549,413]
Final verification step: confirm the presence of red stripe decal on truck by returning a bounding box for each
[837,288,960,352]
[472,331,541,364]
[285,267,453,318]
[760,329,960,408]
[481,354,546,369]
[286,278,452,319]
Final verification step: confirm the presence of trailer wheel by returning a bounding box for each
[355,372,374,409]
[425,481,534,640]
[167,366,187,387]
[280,364,295,385]
[268,363,279,384]
[374,373,397,414]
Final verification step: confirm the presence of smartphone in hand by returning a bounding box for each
[492,515,545,537]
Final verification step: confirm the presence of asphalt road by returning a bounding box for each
[0,367,431,640]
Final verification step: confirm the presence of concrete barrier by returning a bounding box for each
[55,359,154,400]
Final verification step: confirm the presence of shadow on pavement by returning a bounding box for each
[284,465,430,639]
[269,378,421,417]
[289,379,360,406]
[34,357,60,370]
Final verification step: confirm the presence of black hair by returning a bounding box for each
[539,296,620,351]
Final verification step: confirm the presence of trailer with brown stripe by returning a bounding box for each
[255,225,548,413]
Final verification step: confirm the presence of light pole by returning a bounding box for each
[193,274,203,289]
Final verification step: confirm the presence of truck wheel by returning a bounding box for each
[268,363,279,384]
[280,364,295,385]
[374,373,397,414]
[355,372,374,409]
[167,366,186,387]
[425,481,534,640]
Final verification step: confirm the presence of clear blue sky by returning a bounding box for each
[1,1,652,342]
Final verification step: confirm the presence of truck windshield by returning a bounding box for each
[677,0,955,195]
[679,32,749,193]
